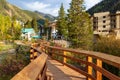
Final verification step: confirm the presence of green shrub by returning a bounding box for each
[93,37,120,78]
[93,37,120,57]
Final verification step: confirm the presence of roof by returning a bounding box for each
[22,28,35,33]
[32,35,42,39]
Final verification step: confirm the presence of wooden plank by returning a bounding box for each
[46,69,54,80]
[47,59,86,80]
[41,64,47,80]
[11,53,48,80]
[49,50,120,80]
[50,56,95,80]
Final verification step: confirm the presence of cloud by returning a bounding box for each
[24,1,60,16]
[13,0,101,16]
[85,0,101,10]
[26,1,50,11]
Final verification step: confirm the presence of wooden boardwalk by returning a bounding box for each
[11,42,120,80]
[47,59,86,80]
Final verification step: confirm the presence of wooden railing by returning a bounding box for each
[42,45,120,80]
[11,46,48,80]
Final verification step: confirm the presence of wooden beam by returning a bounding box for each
[11,53,48,80]
[97,59,102,80]
[88,56,93,80]
[30,49,34,62]
[63,51,67,63]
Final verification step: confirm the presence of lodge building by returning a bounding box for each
[92,11,120,39]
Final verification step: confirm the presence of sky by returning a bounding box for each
[7,0,101,16]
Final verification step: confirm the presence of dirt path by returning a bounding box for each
[0,49,15,54]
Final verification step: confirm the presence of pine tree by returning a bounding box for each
[57,3,68,39]
[24,20,32,28]
[68,0,93,49]
[44,19,49,36]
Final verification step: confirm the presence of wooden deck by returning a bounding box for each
[47,58,86,80]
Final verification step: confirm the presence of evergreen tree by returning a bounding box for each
[25,20,32,28]
[57,3,68,39]
[31,18,38,33]
[11,16,17,39]
[44,19,49,36]
[67,0,93,49]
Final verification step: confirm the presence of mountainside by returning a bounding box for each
[0,0,55,21]
[35,11,56,21]
[87,0,120,15]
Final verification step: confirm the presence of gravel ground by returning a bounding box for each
[53,40,70,48]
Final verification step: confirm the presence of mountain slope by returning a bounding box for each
[35,11,56,21]
[23,10,44,19]
[0,0,32,21]
[87,0,120,15]
[0,0,55,21]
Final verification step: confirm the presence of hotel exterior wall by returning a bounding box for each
[92,11,120,39]
[116,11,120,29]
[93,12,111,35]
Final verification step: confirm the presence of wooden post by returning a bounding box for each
[34,52,38,59]
[30,49,34,62]
[87,56,93,80]
[63,51,67,63]
[97,59,102,80]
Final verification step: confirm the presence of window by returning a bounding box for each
[102,30,108,32]
[114,25,116,28]
[103,16,106,18]
[103,25,106,28]
[114,20,116,22]
[103,20,106,23]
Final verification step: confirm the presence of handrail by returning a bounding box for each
[43,45,120,80]
[11,48,48,80]
[46,46,120,68]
